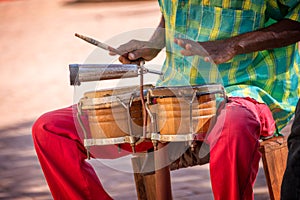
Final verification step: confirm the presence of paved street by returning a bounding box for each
[0,0,278,199]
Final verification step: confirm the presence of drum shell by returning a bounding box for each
[86,101,144,139]
[79,85,153,139]
[152,94,216,135]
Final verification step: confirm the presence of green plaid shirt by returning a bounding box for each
[156,0,300,131]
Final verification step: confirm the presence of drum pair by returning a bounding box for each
[77,84,226,149]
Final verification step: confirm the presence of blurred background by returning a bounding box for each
[0,0,270,199]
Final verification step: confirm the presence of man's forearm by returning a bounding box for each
[234,19,300,55]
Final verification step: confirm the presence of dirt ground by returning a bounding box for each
[0,0,278,199]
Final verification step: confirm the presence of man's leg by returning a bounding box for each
[281,99,300,200]
[32,106,148,200]
[32,106,115,199]
[207,97,275,200]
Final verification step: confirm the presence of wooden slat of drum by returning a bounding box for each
[154,97,217,135]
[84,101,144,138]
[157,100,216,112]
[157,115,213,135]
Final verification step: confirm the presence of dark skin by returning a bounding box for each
[175,18,300,64]
[109,16,165,64]
[111,15,300,65]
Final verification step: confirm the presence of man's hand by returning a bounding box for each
[174,38,237,64]
[110,40,162,65]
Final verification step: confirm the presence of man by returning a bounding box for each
[32,0,300,199]
[281,99,300,199]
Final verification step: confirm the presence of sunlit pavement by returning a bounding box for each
[0,0,274,199]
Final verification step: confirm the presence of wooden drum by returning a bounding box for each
[79,85,153,139]
[147,84,226,136]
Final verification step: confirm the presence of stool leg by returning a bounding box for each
[155,142,172,200]
[132,154,157,200]
[259,137,288,200]
[132,155,148,200]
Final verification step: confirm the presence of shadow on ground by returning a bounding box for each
[0,121,52,200]
[0,121,270,200]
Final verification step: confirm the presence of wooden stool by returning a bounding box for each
[259,136,288,200]
[132,136,288,200]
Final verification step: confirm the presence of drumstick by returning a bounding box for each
[75,33,163,76]
[75,33,123,55]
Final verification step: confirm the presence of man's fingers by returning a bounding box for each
[118,54,142,65]
[128,48,148,61]
[109,51,116,56]
[175,38,195,56]
[185,43,192,50]
[117,39,143,54]
[204,56,211,62]
[174,38,186,48]
[175,38,196,57]
[110,40,158,63]
[119,56,132,64]
[180,49,193,56]
[128,52,136,60]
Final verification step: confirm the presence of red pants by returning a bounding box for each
[32,97,275,200]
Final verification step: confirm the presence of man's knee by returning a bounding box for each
[32,111,54,141]
[224,105,261,136]
[224,98,275,138]
[32,107,75,142]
